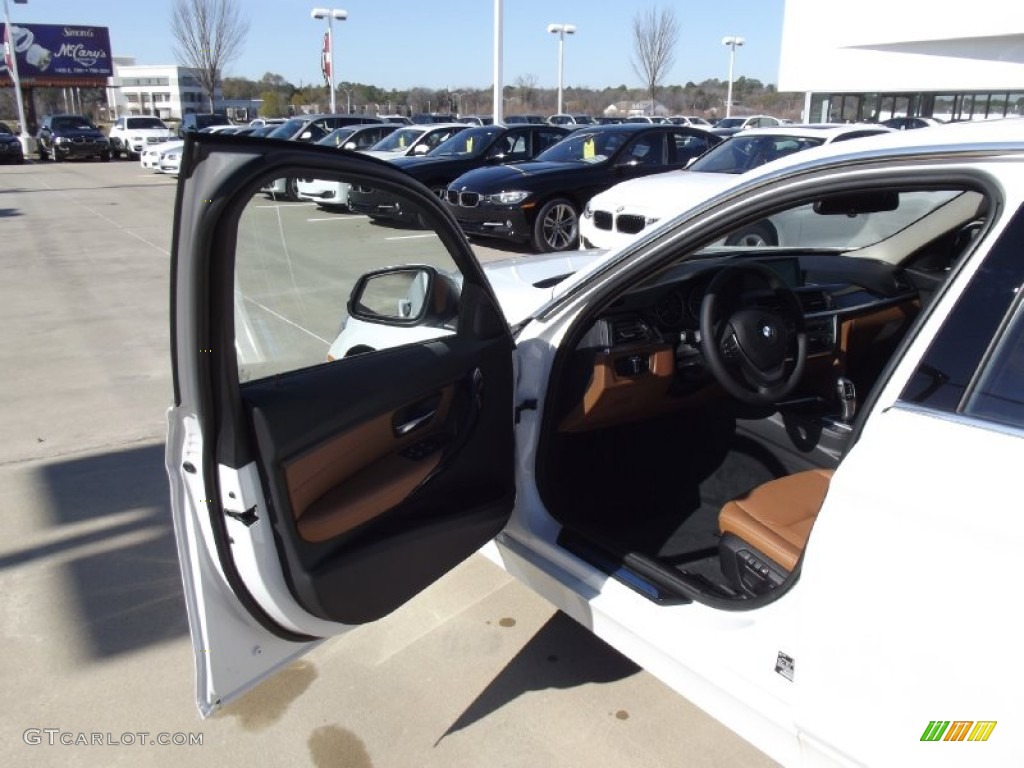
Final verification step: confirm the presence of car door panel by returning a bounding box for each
[169,135,515,713]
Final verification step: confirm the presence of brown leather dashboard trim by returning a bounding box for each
[559,344,677,432]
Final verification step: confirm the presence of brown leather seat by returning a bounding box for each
[719,468,834,572]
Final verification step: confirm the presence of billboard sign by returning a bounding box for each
[0,24,112,86]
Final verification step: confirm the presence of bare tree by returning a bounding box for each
[515,74,539,109]
[631,7,679,115]
[171,0,250,112]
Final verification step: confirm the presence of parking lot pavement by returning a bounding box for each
[0,161,779,768]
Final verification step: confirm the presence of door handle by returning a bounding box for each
[394,409,437,437]
[392,392,443,437]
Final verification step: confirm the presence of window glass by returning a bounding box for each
[233,176,461,382]
[966,298,1024,428]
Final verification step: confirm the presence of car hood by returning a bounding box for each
[123,128,175,137]
[53,127,105,139]
[479,249,609,325]
[361,149,408,160]
[588,170,737,215]
[452,161,584,191]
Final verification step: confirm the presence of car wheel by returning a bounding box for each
[100,152,111,162]
[50,145,62,163]
[285,177,300,202]
[531,198,579,252]
[724,220,778,247]
[38,144,48,161]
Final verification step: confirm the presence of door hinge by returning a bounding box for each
[514,399,538,423]
[224,505,259,527]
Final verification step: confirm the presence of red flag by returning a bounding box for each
[321,31,331,82]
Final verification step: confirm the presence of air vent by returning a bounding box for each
[797,290,832,314]
[611,316,653,345]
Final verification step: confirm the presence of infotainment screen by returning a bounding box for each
[762,257,802,288]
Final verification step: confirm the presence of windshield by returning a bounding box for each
[127,117,168,130]
[535,130,627,164]
[0,122,12,135]
[51,116,96,131]
[369,126,426,151]
[267,118,307,139]
[428,126,502,158]
[715,118,746,129]
[689,135,826,174]
[317,127,358,146]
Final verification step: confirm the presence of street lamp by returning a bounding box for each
[3,0,30,146]
[311,7,347,114]
[721,35,745,119]
[547,23,575,115]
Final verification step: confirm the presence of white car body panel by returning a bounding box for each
[295,177,351,207]
[141,139,183,170]
[169,121,1024,765]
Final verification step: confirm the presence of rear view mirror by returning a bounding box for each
[813,191,899,216]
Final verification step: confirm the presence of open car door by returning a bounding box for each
[166,134,515,715]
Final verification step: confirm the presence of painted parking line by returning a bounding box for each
[242,295,330,344]
[306,215,369,222]
[385,234,436,241]
[255,202,318,209]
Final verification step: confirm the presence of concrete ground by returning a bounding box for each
[0,159,779,767]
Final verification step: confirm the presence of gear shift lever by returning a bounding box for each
[836,376,857,423]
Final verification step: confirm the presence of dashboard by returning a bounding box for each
[557,252,920,432]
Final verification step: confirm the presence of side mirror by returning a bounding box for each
[413,143,430,155]
[342,141,358,150]
[348,266,458,326]
[299,131,313,141]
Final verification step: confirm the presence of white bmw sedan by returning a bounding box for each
[168,118,1024,768]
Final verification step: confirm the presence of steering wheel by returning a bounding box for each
[699,262,807,405]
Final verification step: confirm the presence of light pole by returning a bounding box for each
[547,23,575,116]
[3,0,30,146]
[721,35,744,119]
[311,8,347,114]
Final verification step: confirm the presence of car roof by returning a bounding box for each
[727,123,894,140]
[724,117,1024,183]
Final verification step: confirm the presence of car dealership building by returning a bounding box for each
[778,0,1024,123]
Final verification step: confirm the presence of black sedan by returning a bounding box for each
[441,124,721,252]
[348,124,572,224]
[0,121,24,164]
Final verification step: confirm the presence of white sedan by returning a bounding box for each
[168,119,1024,768]
[581,124,893,251]
[140,139,183,171]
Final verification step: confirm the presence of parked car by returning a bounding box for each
[263,114,387,200]
[156,142,184,176]
[36,114,111,162]
[547,113,597,126]
[881,116,944,130]
[178,113,232,137]
[360,123,468,161]
[442,123,721,251]
[0,121,24,164]
[595,116,625,124]
[410,113,458,124]
[141,139,184,171]
[624,115,670,124]
[169,119,1024,768]
[248,117,287,128]
[669,115,713,127]
[711,114,783,137]
[581,124,894,250]
[295,124,403,209]
[457,115,494,126]
[347,124,572,224]
[378,114,413,125]
[108,115,176,159]
[504,114,547,124]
